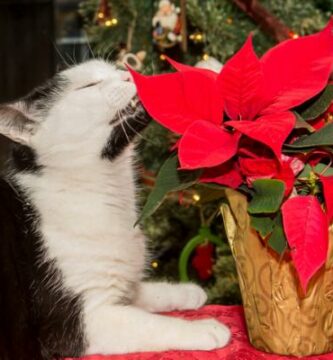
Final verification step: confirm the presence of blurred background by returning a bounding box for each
[0,0,332,304]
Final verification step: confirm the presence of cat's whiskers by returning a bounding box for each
[118,110,131,144]
[53,41,71,68]
[84,34,96,60]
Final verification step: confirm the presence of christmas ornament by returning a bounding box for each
[178,226,222,282]
[116,48,146,71]
[152,0,182,50]
[191,242,214,280]
[195,56,223,73]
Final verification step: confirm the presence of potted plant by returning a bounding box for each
[130,21,333,356]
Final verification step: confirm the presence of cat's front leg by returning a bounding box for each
[85,304,231,355]
[134,281,207,312]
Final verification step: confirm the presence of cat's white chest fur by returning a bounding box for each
[15,146,146,310]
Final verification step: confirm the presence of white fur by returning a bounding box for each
[9,60,230,355]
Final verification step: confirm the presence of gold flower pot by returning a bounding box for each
[220,189,333,356]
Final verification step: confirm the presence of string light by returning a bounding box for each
[104,18,118,27]
[151,260,159,269]
[202,53,209,61]
[192,193,201,202]
[189,32,205,43]
[96,0,118,27]
[226,17,233,25]
[288,31,299,39]
[160,54,166,61]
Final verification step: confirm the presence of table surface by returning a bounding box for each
[66,305,333,360]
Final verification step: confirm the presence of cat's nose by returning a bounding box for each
[119,71,133,82]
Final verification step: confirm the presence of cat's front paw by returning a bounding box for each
[175,283,207,310]
[188,318,231,350]
[135,282,208,313]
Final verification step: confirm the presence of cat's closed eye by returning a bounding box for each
[76,81,102,90]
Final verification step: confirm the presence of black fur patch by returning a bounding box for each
[11,144,43,173]
[0,176,86,360]
[102,101,150,161]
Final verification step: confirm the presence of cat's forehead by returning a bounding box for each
[62,60,120,84]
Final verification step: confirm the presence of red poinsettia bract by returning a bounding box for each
[282,196,329,293]
[129,21,333,193]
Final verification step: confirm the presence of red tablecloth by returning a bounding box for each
[66,305,333,360]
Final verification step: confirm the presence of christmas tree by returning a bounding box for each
[79,0,331,305]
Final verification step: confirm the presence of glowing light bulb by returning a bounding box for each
[151,260,159,269]
[192,193,201,202]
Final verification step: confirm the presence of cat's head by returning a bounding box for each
[0,59,150,170]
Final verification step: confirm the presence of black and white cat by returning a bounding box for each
[0,60,230,360]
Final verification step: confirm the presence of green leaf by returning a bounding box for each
[250,215,274,238]
[136,155,200,225]
[268,213,287,254]
[300,85,333,121]
[288,123,333,148]
[294,112,315,132]
[248,179,285,214]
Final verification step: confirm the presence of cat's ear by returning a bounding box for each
[0,102,38,145]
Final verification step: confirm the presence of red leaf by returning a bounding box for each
[166,59,223,124]
[129,67,221,134]
[227,112,295,159]
[239,157,278,178]
[217,35,265,120]
[274,162,295,196]
[178,120,240,169]
[281,195,328,293]
[129,69,199,134]
[260,20,333,115]
[200,160,243,188]
[182,71,223,126]
[166,56,218,79]
[320,175,333,223]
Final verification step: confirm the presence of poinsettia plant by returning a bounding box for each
[131,21,333,293]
